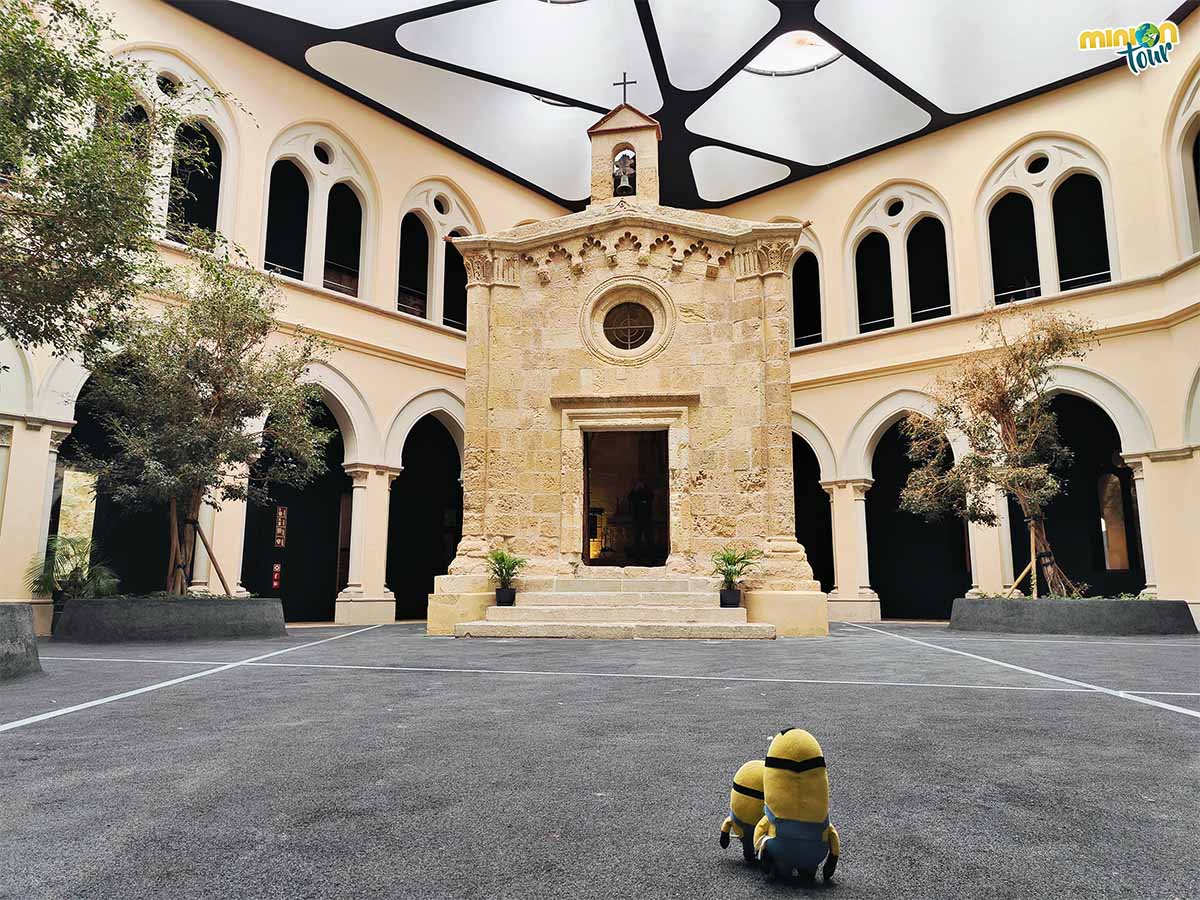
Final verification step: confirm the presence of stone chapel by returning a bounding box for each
[428,106,827,639]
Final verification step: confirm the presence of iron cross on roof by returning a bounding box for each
[613,71,637,104]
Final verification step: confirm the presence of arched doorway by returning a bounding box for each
[50,378,170,594]
[866,421,971,618]
[386,415,462,619]
[793,434,834,593]
[1007,395,1145,597]
[241,401,350,621]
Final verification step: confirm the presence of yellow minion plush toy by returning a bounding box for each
[719,759,765,861]
[753,727,840,883]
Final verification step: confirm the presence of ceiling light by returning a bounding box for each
[745,31,841,76]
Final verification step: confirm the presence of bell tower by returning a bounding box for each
[587,104,662,206]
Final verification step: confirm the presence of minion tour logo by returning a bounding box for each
[1078,21,1180,75]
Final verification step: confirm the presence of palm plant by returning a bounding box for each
[25,535,120,600]
[711,545,764,591]
[485,549,528,589]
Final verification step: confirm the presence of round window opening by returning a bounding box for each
[603,302,654,350]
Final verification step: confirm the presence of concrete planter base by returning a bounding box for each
[0,603,42,679]
[950,597,1198,636]
[54,597,287,643]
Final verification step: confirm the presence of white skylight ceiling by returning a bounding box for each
[168,0,1197,209]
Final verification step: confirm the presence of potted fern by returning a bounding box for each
[25,536,119,633]
[712,545,764,608]
[485,549,528,607]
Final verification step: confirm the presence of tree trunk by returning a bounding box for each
[166,499,179,594]
[1011,491,1076,597]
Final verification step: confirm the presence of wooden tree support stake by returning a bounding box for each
[188,518,232,596]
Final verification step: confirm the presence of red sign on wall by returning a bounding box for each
[271,562,282,590]
[274,506,288,548]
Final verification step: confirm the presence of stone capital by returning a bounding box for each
[462,251,495,286]
[755,238,798,276]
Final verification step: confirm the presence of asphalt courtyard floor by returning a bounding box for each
[1,623,1197,900]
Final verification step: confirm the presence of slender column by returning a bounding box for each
[209,496,251,596]
[36,430,71,564]
[359,466,399,599]
[821,482,839,594]
[890,238,912,328]
[995,489,1016,590]
[848,479,877,598]
[0,424,13,532]
[338,467,370,596]
[1123,456,1158,595]
[305,181,330,287]
[188,502,217,593]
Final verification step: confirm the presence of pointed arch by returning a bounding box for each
[1046,365,1155,453]
[299,361,381,466]
[791,411,837,482]
[385,388,466,471]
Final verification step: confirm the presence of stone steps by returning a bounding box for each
[516,577,713,593]
[452,620,776,640]
[514,591,718,608]
[487,604,745,623]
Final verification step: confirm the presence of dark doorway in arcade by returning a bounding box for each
[1007,395,1145,597]
[241,401,350,621]
[50,377,170,595]
[386,415,463,619]
[792,434,835,593]
[866,421,971,618]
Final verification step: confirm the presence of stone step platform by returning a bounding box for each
[515,591,718,608]
[452,620,776,640]
[488,604,745,623]
[515,576,716,593]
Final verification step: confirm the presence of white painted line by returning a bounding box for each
[939,636,1200,648]
[844,622,1200,720]
[0,625,383,734]
[41,656,230,665]
[1124,691,1200,697]
[241,660,1092,693]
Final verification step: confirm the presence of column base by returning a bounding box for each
[427,592,494,636]
[333,597,395,625]
[743,590,828,637]
[826,597,882,623]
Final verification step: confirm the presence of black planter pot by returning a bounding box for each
[720,588,742,609]
[495,587,516,607]
[50,591,66,635]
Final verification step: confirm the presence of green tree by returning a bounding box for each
[900,310,1097,597]
[78,234,332,594]
[0,0,209,355]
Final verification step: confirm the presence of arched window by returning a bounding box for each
[613,147,636,197]
[397,212,430,318]
[906,217,951,322]
[1053,173,1111,291]
[1192,131,1200,233]
[264,159,309,281]
[988,192,1040,304]
[167,121,222,239]
[855,231,893,333]
[442,229,468,331]
[792,251,821,347]
[323,182,363,296]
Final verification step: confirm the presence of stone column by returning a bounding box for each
[449,251,497,573]
[824,479,880,621]
[335,465,396,624]
[0,424,12,531]
[36,430,71,568]
[1123,455,1158,596]
[821,482,839,594]
[188,501,217,593]
[754,238,817,589]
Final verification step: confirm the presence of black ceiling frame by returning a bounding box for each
[167,0,1200,212]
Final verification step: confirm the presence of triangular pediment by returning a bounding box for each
[587,104,662,140]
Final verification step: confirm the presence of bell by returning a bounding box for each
[614,172,634,196]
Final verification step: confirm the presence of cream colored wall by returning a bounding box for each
[2,1,1198,630]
